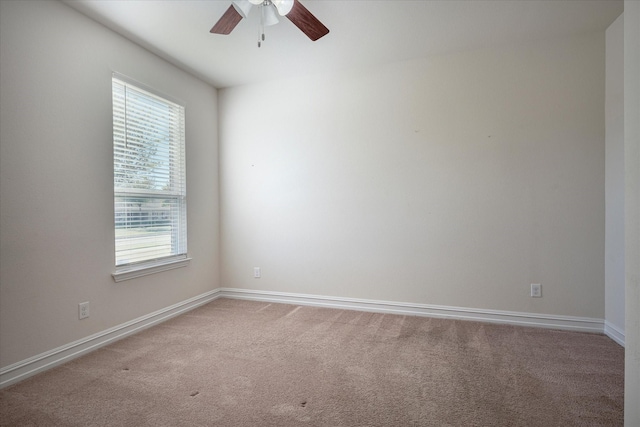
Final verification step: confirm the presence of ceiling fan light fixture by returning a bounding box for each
[273,0,294,16]
[231,0,253,18]
[262,4,280,26]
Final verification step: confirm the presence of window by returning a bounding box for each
[112,75,188,280]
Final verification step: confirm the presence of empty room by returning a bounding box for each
[0,0,639,425]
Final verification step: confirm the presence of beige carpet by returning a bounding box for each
[0,298,624,426]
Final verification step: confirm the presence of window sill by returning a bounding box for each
[112,257,191,282]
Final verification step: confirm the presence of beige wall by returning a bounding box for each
[624,2,640,425]
[605,14,625,340]
[219,32,606,318]
[0,0,220,367]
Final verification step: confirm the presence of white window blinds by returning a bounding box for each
[112,76,187,268]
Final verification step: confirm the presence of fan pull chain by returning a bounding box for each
[258,4,265,47]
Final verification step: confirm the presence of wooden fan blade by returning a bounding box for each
[286,0,329,41]
[210,5,243,35]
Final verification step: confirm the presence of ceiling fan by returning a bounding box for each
[210,0,329,47]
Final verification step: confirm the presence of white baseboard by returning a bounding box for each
[604,321,625,347]
[0,289,221,389]
[219,288,605,334]
[1,287,610,389]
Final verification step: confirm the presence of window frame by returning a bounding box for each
[111,73,190,282]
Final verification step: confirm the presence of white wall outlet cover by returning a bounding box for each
[531,284,542,298]
[78,301,90,319]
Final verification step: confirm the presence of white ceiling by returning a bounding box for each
[63,0,623,89]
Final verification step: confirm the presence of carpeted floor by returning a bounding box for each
[0,298,625,426]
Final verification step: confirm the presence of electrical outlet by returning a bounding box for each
[531,284,542,298]
[253,267,261,278]
[79,301,90,319]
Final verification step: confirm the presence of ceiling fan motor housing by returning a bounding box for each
[240,0,294,17]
